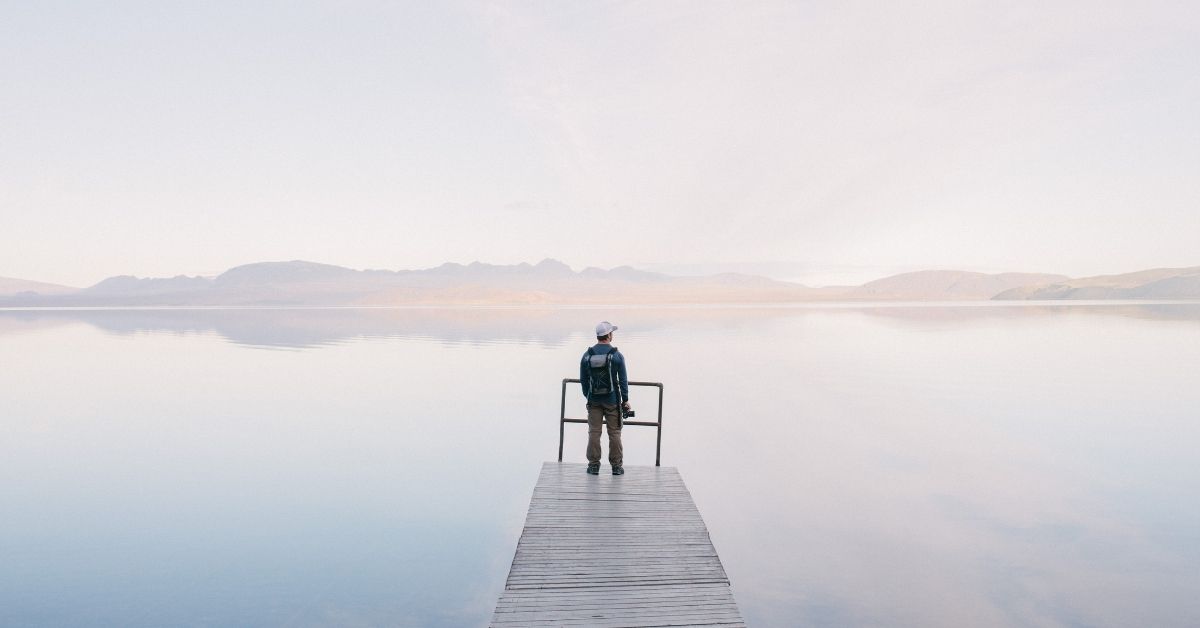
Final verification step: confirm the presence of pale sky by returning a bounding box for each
[2,1,1198,288]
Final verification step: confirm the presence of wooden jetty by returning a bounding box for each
[491,462,744,627]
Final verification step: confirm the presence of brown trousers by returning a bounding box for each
[586,402,623,466]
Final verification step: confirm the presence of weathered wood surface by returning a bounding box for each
[492,462,744,627]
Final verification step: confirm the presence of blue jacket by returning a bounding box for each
[580,344,628,405]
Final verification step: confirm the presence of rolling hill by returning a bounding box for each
[992,266,1200,300]
[0,276,79,297]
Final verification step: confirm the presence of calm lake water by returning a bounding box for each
[2,304,1198,627]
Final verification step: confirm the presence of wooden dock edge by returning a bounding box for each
[491,462,745,627]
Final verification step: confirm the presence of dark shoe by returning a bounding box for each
[586,462,600,475]
[612,466,624,476]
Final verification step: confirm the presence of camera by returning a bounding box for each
[621,405,635,419]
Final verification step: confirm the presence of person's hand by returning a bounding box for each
[622,402,631,410]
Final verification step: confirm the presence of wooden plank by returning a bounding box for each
[491,462,744,627]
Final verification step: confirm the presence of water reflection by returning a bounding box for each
[2,302,1198,349]
[1,304,1198,627]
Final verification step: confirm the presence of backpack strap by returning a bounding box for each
[607,346,619,402]
[583,347,593,387]
[584,346,601,396]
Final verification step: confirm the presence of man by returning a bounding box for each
[580,320,630,475]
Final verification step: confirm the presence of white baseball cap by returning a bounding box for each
[595,321,618,337]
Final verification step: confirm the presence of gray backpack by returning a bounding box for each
[584,346,618,395]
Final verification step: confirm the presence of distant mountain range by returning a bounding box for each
[992,266,1200,300]
[2,260,1198,305]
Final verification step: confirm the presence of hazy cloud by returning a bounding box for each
[2,1,1197,285]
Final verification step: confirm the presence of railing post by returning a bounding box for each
[558,379,567,462]
[655,384,663,466]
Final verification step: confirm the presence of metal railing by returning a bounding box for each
[558,379,665,466]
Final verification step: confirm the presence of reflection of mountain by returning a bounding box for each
[0,307,799,349]
[851,302,1200,330]
[3,303,1198,350]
